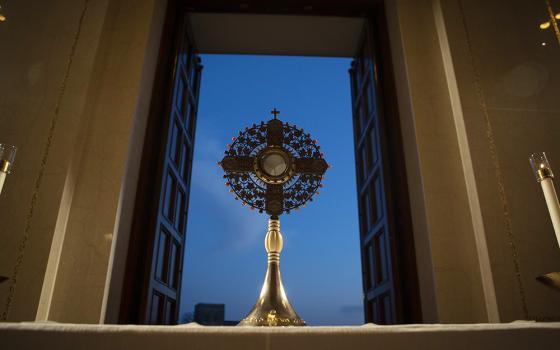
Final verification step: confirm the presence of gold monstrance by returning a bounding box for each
[219,109,329,326]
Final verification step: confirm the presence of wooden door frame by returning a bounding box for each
[365,8,422,323]
[119,0,195,324]
[119,0,421,324]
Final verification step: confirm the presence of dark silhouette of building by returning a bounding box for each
[193,303,239,326]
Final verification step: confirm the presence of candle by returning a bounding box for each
[0,143,17,196]
[530,152,560,249]
[0,171,5,196]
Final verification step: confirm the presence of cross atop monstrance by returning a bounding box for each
[219,109,329,326]
[270,107,280,119]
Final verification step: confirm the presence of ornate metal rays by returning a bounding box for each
[220,109,329,216]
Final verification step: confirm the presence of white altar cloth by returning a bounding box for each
[1,322,559,350]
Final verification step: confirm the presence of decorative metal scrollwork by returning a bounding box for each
[220,109,328,216]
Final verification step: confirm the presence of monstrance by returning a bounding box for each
[219,108,329,326]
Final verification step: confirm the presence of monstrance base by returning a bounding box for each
[237,217,305,327]
[237,259,306,327]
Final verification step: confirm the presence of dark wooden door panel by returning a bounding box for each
[141,13,202,324]
[121,9,202,325]
[350,13,422,324]
[350,20,397,325]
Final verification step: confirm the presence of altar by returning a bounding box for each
[1,322,559,349]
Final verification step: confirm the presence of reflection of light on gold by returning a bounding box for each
[540,12,560,30]
[542,42,547,46]
[545,0,560,46]
[266,310,277,326]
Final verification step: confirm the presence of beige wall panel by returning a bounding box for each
[0,0,108,321]
[0,0,161,323]
[386,0,489,322]
[47,0,164,323]
[440,0,560,321]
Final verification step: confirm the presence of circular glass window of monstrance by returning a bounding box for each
[254,148,293,185]
[262,153,288,176]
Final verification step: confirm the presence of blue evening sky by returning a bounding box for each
[180,54,363,325]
